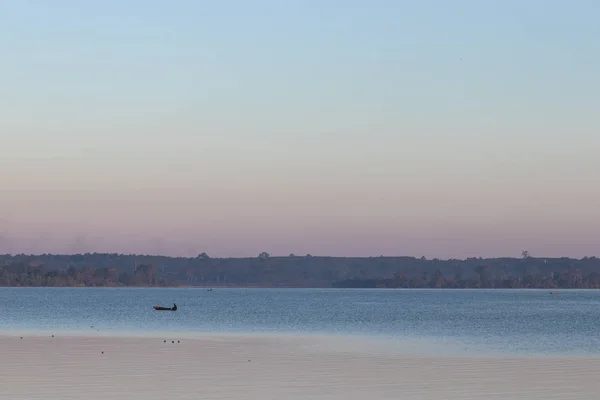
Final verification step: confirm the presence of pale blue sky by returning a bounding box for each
[1,0,599,258]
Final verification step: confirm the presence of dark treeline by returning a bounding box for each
[1,252,600,289]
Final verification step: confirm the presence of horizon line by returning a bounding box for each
[1,252,596,261]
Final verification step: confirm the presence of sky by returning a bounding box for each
[1,0,599,258]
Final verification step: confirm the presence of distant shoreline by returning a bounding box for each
[1,253,599,289]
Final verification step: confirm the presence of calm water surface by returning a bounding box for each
[1,288,599,355]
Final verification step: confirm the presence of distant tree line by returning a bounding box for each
[1,252,600,289]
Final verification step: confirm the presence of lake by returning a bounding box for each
[1,288,599,356]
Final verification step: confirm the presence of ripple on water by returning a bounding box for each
[1,288,600,356]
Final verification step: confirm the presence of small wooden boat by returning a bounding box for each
[153,303,177,311]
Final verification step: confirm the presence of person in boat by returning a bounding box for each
[172,303,177,311]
